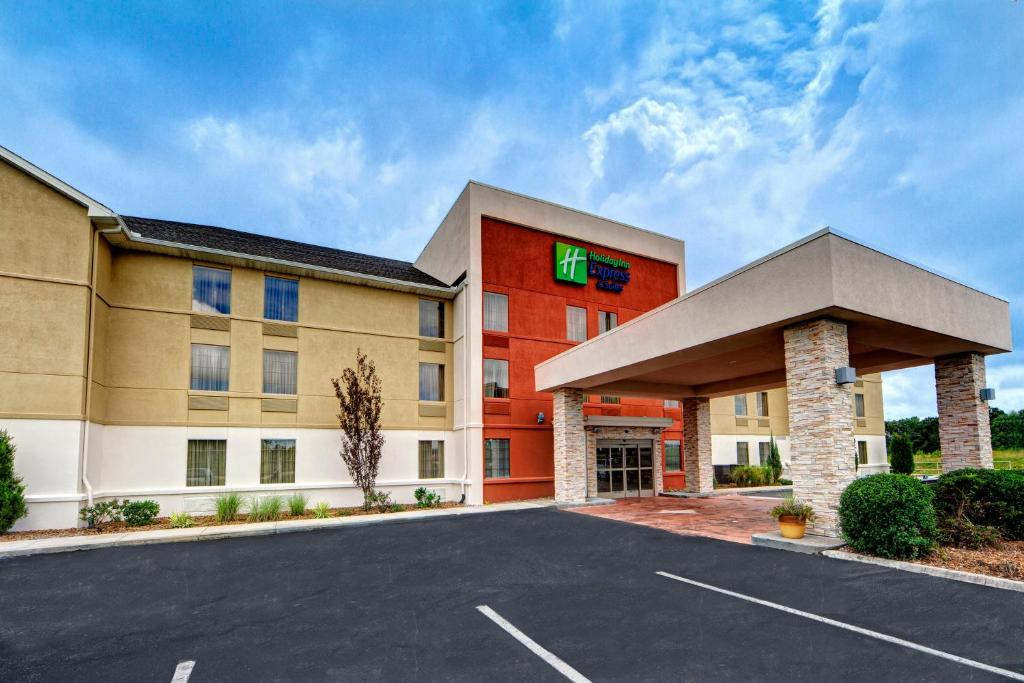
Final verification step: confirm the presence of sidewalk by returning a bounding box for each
[0,500,552,559]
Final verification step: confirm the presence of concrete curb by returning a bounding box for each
[822,549,1024,593]
[751,531,845,554]
[0,501,553,559]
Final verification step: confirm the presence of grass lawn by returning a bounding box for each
[912,449,1024,474]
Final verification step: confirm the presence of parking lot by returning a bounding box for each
[1,507,1022,682]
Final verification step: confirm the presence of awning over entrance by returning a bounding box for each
[535,229,1011,399]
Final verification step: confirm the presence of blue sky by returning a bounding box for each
[2,0,1022,418]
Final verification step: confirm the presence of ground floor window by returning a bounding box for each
[261,439,296,484]
[187,439,226,486]
[419,440,444,479]
[664,440,681,471]
[485,438,510,478]
[736,442,749,466]
[600,395,620,404]
[758,441,770,465]
[857,440,869,465]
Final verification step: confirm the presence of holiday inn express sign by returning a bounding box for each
[554,242,631,293]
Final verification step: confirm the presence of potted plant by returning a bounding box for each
[769,496,815,539]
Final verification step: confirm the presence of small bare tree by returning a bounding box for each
[331,349,385,509]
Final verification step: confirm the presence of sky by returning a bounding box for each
[1,0,1022,419]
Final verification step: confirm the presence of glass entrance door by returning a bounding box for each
[596,440,654,498]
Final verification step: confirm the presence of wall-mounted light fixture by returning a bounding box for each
[537,412,545,424]
[980,388,996,402]
[835,367,857,385]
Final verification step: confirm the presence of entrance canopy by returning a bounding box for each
[535,229,1012,399]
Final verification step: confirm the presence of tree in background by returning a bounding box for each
[766,434,783,484]
[885,416,940,454]
[990,408,1024,450]
[331,349,386,510]
[889,433,915,475]
[0,429,27,533]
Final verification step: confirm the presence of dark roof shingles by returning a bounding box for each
[120,216,448,288]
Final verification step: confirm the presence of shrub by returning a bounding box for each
[169,512,195,528]
[414,486,441,508]
[765,436,783,484]
[932,468,1024,545]
[389,503,405,513]
[731,465,771,487]
[215,493,241,522]
[769,496,814,522]
[889,433,915,475]
[778,478,792,485]
[0,430,27,533]
[364,490,394,513]
[312,502,332,519]
[838,474,937,559]
[287,493,309,516]
[79,500,124,528]
[247,496,283,522]
[122,500,160,527]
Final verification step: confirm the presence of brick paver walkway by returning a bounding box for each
[569,495,778,544]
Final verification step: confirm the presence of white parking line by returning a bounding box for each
[476,605,590,683]
[657,571,1024,681]
[171,660,195,683]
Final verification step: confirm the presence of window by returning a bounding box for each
[664,399,680,409]
[734,394,748,416]
[263,350,297,395]
[598,310,617,334]
[484,292,508,332]
[264,276,298,322]
[857,440,869,465]
[566,305,587,342]
[419,299,444,338]
[600,395,620,404]
[664,440,681,472]
[192,266,231,314]
[484,359,509,398]
[855,393,866,418]
[756,391,769,417]
[758,442,771,465]
[419,363,444,401]
[419,440,444,479]
[736,442,749,466]
[187,439,226,486]
[485,438,510,478]
[260,439,296,484]
[191,344,230,391]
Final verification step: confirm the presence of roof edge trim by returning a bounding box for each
[0,145,117,219]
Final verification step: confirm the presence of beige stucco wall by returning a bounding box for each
[96,250,454,430]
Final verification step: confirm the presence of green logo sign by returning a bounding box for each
[554,242,588,285]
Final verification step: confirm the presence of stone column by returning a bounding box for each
[682,397,713,494]
[935,353,993,471]
[552,388,587,504]
[784,319,856,537]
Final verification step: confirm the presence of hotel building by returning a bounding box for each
[0,146,885,530]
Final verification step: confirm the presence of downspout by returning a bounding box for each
[81,223,125,507]
[460,277,471,504]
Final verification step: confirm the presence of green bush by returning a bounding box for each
[215,493,241,522]
[79,500,124,528]
[778,478,792,485]
[0,430,27,533]
[765,437,783,484]
[414,486,441,508]
[889,433,915,475]
[731,465,771,487]
[247,496,283,522]
[932,468,1024,545]
[768,496,814,521]
[122,500,160,527]
[169,511,195,528]
[364,490,394,513]
[312,502,332,519]
[838,474,937,559]
[287,493,309,516]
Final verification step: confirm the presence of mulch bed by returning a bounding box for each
[0,502,461,543]
[844,541,1024,582]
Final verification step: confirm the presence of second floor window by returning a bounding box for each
[484,292,508,332]
[598,311,617,334]
[484,359,509,398]
[756,391,769,417]
[419,299,444,338]
[734,394,748,416]
[566,305,587,342]
[191,344,229,391]
[263,350,297,395]
[419,363,444,401]
[192,266,231,314]
[264,276,298,322]
[664,399,680,409]
[600,395,620,405]
[855,393,866,418]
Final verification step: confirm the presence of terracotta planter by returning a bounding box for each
[777,515,807,539]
